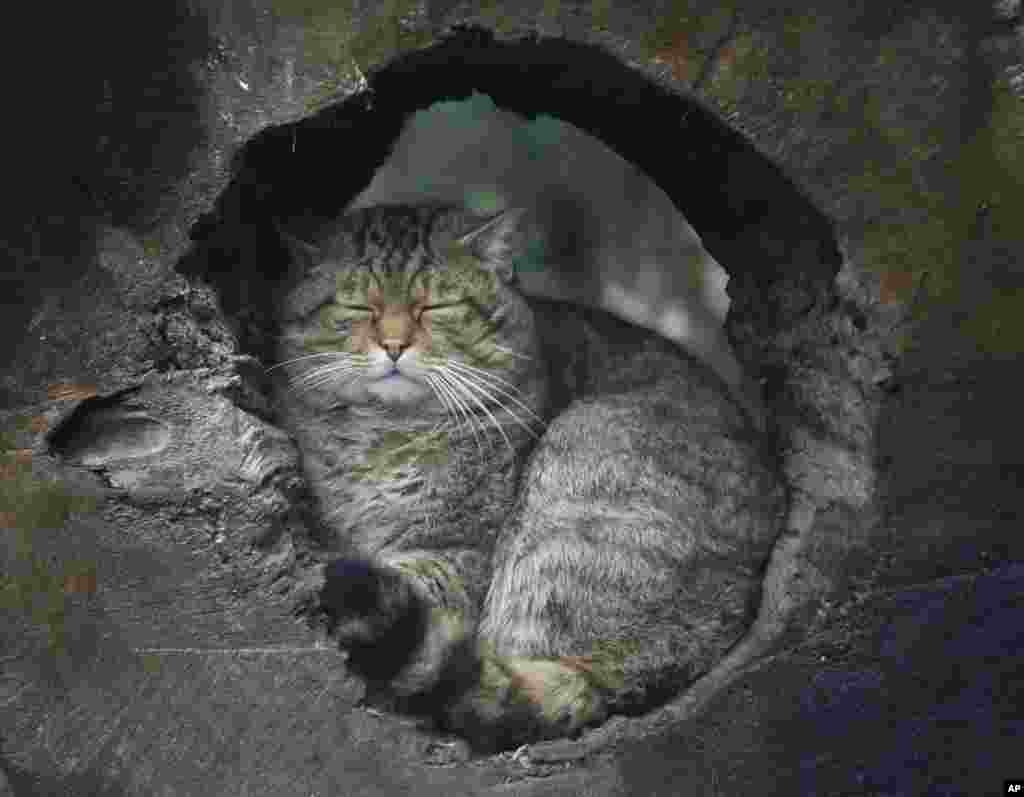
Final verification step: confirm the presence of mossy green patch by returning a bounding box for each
[953,79,1024,250]
[779,76,836,115]
[588,0,613,33]
[475,0,520,35]
[0,547,72,652]
[272,0,432,112]
[1,444,100,658]
[862,91,943,156]
[958,289,1024,355]
[350,429,449,481]
[640,0,697,60]
[273,0,432,68]
[779,11,817,53]
[540,0,562,25]
[641,0,736,83]
[1,451,97,530]
[850,77,1024,354]
[347,0,433,71]
[708,31,770,106]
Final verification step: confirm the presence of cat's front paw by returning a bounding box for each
[308,558,430,683]
[318,559,394,629]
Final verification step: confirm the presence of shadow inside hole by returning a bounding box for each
[180,25,840,371]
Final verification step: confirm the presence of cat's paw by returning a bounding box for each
[307,558,430,682]
[290,559,391,638]
[319,559,392,621]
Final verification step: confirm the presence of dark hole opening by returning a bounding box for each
[181,25,840,372]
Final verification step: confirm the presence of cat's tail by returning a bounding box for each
[296,557,609,752]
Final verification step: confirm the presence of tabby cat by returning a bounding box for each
[277,202,785,752]
[347,92,767,430]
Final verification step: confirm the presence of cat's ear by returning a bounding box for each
[457,207,526,280]
[274,219,323,273]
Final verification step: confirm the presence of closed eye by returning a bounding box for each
[420,302,464,312]
[341,305,373,312]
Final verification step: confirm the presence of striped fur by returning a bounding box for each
[277,203,785,752]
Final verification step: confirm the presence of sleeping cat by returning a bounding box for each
[346,92,767,431]
[276,202,785,752]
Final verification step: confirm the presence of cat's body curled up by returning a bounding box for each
[276,200,785,753]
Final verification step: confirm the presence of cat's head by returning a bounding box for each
[273,203,545,437]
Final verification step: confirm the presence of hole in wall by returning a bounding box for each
[160,25,868,738]
[47,388,172,466]
[182,25,842,376]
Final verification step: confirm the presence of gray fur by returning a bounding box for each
[277,203,785,750]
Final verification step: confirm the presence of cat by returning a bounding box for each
[275,201,785,752]
[346,92,767,431]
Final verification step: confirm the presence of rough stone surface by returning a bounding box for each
[1,1,1021,795]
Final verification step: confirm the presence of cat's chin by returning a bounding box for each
[361,374,433,405]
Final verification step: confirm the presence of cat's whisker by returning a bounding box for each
[280,353,357,375]
[434,367,515,453]
[443,357,536,399]
[430,369,489,451]
[425,372,486,457]
[423,373,467,440]
[440,372,494,456]
[429,419,454,437]
[288,364,350,393]
[438,365,541,447]
[491,344,534,361]
[266,352,359,373]
[444,360,546,429]
[288,361,364,396]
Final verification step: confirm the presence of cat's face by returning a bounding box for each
[275,204,543,437]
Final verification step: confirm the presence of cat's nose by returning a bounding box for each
[384,343,408,362]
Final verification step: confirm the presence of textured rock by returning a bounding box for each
[1,1,1021,794]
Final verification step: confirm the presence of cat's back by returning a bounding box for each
[481,302,784,704]
[522,303,779,549]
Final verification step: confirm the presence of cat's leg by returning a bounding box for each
[307,553,474,690]
[300,553,609,751]
[378,553,612,748]
[380,557,611,748]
